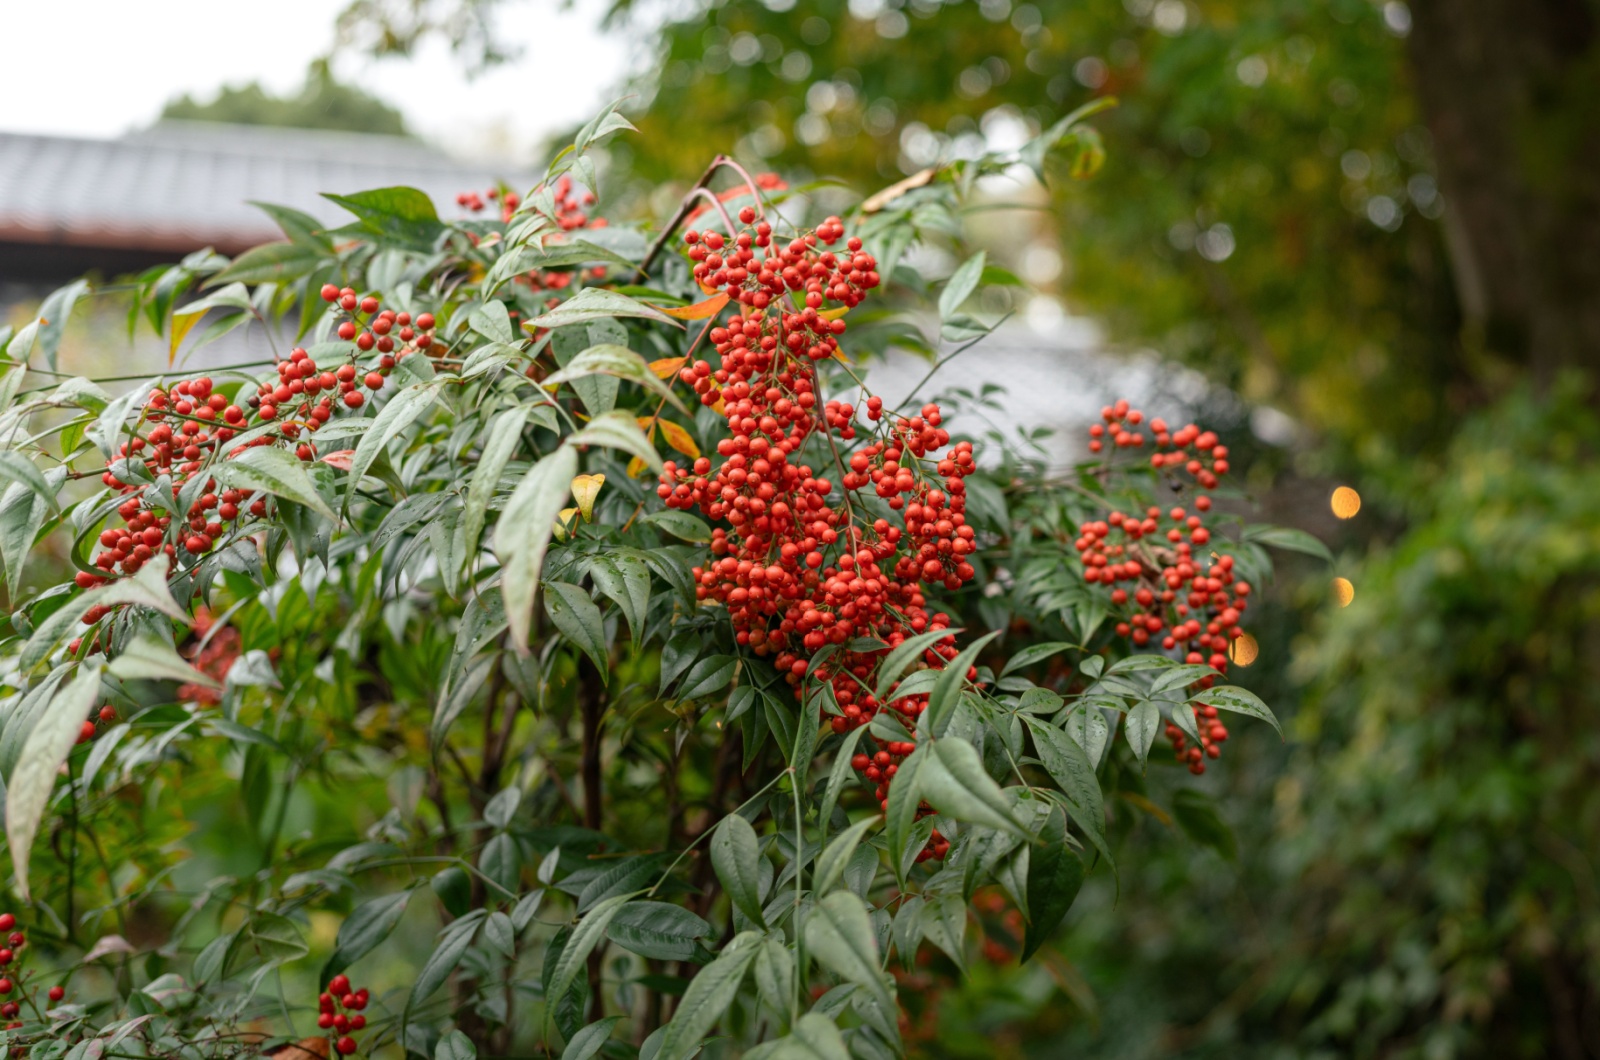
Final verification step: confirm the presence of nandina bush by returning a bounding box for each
[0,106,1314,1058]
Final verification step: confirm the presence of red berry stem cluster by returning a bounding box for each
[1078,401,1253,774]
[0,912,59,1031]
[317,974,370,1055]
[69,289,437,644]
[654,208,979,862]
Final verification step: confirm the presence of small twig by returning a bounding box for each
[635,155,728,281]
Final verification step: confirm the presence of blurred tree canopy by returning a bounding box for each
[160,58,411,136]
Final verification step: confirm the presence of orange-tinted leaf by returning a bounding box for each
[648,357,687,381]
[652,292,730,321]
[626,454,650,479]
[320,450,356,471]
[659,420,700,460]
[711,397,727,416]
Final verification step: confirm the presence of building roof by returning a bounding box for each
[0,122,534,279]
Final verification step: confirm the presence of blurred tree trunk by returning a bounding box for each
[1407,0,1600,379]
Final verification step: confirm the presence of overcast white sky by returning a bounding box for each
[0,0,632,163]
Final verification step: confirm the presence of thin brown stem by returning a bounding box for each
[636,155,728,281]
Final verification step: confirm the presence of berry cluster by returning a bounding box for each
[0,912,59,1030]
[456,186,521,223]
[316,974,370,1055]
[70,289,436,644]
[656,209,977,861]
[1078,401,1251,774]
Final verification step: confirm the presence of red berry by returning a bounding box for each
[47,986,64,1003]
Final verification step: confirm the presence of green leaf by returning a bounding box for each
[605,901,712,962]
[939,251,986,320]
[523,286,679,331]
[921,737,1028,839]
[576,854,664,912]
[803,891,892,1010]
[1025,721,1112,872]
[435,1029,477,1060]
[547,893,634,1004]
[488,241,635,291]
[21,556,190,673]
[570,409,664,473]
[711,813,766,928]
[469,299,515,343]
[818,725,868,832]
[432,867,472,918]
[212,444,337,523]
[561,1017,622,1060]
[545,344,689,415]
[322,888,415,983]
[677,653,735,702]
[323,186,444,249]
[1125,700,1160,769]
[644,509,711,543]
[408,915,482,1011]
[1172,789,1238,860]
[9,280,90,371]
[207,242,321,286]
[814,815,878,895]
[463,406,529,563]
[1024,717,1104,826]
[590,552,651,651]
[1001,641,1075,678]
[249,201,333,248]
[775,1014,852,1060]
[655,932,762,1060]
[5,662,101,900]
[107,633,218,688]
[495,445,578,654]
[874,627,963,703]
[1021,806,1084,962]
[918,894,968,972]
[0,453,57,516]
[925,631,998,736]
[0,471,63,596]
[884,745,927,886]
[544,580,609,676]
[1193,684,1283,738]
[1244,524,1332,563]
[342,382,441,506]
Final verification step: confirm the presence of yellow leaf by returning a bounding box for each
[648,357,687,381]
[168,311,201,366]
[818,305,850,321]
[626,454,650,478]
[659,420,700,460]
[711,397,726,416]
[832,347,852,364]
[554,507,579,541]
[571,474,605,520]
[637,416,658,431]
[651,291,730,320]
